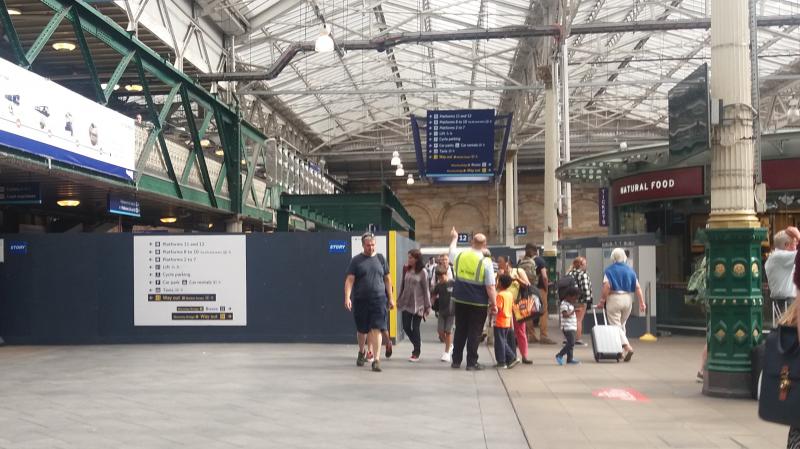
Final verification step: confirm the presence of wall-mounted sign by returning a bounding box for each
[457,233,471,244]
[0,56,135,180]
[108,195,141,217]
[612,167,704,205]
[514,226,527,236]
[0,182,40,204]
[426,109,494,179]
[8,240,27,255]
[598,187,609,227]
[328,240,348,254]
[133,235,247,326]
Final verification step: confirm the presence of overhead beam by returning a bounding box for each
[195,15,800,83]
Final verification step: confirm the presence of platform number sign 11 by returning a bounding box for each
[457,233,471,244]
[514,226,527,236]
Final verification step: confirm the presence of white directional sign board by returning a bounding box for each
[134,235,247,326]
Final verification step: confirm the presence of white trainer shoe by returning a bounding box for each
[440,352,451,362]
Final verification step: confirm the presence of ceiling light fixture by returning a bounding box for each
[124,84,143,92]
[406,174,415,185]
[160,217,177,224]
[56,199,80,207]
[395,164,405,177]
[52,42,76,52]
[7,8,21,15]
[215,149,224,156]
[390,151,401,166]
[100,83,120,91]
[200,138,211,147]
[314,24,335,52]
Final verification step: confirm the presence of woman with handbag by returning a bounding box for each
[497,256,533,364]
[397,249,431,362]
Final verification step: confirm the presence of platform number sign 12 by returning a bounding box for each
[457,233,471,244]
[514,226,527,236]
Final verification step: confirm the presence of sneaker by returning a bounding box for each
[408,354,420,363]
[494,363,508,369]
[440,352,451,362]
[466,363,485,371]
[371,360,382,372]
[521,358,533,365]
[508,359,521,369]
[540,337,556,345]
[385,344,393,359]
[576,340,587,346]
[696,370,704,383]
[555,355,564,366]
[366,351,375,363]
[567,359,581,365]
[451,362,461,369]
[357,351,366,367]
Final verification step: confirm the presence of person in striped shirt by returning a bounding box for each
[567,257,593,346]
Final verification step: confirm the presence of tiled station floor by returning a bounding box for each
[0,321,786,449]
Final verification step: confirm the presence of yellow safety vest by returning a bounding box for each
[453,250,491,306]
[454,251,487,285]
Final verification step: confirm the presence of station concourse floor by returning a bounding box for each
[0,320,788,449]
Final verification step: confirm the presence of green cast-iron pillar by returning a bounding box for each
[703,0,766,398]
[703,228,765,397]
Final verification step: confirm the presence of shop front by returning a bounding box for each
[557,131,800,331]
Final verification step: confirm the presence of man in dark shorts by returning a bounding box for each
[344,233,395,372]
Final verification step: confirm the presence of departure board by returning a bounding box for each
[426,109,495,178]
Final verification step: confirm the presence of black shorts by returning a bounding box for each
[353,297,387,334]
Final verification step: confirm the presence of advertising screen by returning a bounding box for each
[668,64,710,158]
[0,56,136,180]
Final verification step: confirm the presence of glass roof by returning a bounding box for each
[208,0,800,158]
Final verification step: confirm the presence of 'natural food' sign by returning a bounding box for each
[611,167,704,205]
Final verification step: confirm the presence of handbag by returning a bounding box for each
[758,325,800,426]
[513,292,540,322]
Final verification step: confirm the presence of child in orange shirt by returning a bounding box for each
[494,274,520,369]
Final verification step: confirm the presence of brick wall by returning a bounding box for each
[347,174,608,246]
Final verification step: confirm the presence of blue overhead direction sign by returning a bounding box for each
[0,183,40,204]
[108,195,141,217]
[426,109,495,178]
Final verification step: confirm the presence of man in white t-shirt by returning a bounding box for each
[765,226,800,310]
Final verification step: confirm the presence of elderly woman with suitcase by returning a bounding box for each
[598,248,646,362]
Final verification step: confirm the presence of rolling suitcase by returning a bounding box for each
[591,306,623,363]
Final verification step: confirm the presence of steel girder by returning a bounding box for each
[0,0,281,221]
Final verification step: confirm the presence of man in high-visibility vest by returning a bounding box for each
[449,227,497,370]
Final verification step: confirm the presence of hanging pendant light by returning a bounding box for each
[315,24,335,52]
[395,164,404,177]
[406,174,415,185]
[390,151,401,166]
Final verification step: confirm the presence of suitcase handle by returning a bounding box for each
[591,305,609,326]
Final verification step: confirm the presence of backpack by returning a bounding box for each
[556,274,579,300]
[517,257,538,289]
